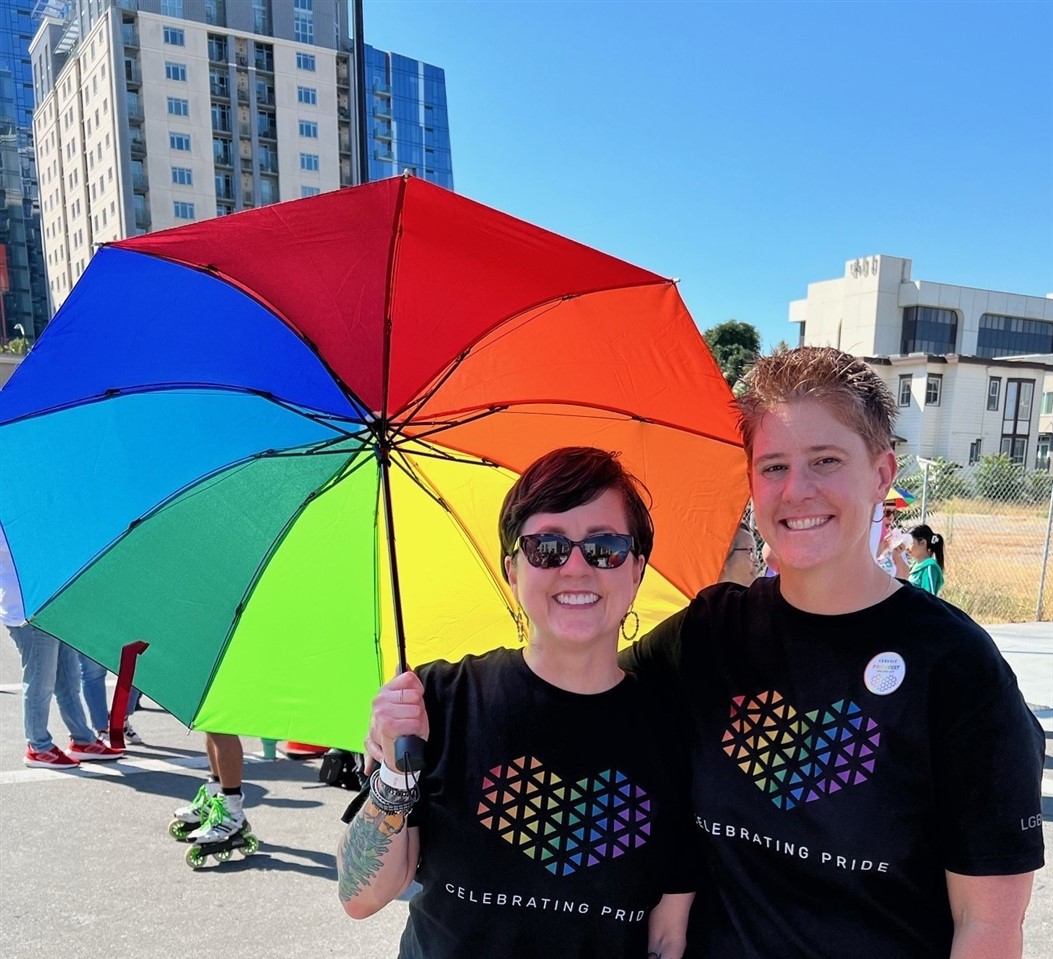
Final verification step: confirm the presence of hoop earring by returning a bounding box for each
[515,607,527,644]
[620,608,640,641]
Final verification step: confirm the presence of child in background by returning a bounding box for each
[900,524,945,596]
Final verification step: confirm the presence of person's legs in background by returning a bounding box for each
[79,653,110,735]
[10,622,62,755]
[189,733,247,843]
[56,642,122,761]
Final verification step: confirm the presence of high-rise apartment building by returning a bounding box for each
[29,0,453,312]
[364,44,452,190]
[1,0,49,339]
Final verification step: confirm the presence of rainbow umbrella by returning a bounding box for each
[884,486,917,509]
[0,176,748,750]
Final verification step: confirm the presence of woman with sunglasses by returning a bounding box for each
[622,347,1044,959]
[339,447,695,959]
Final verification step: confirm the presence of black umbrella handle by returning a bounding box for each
[394,734,427,772]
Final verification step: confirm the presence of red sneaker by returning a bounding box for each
[68,739,123,761]
[24,745,80,769]
[280,741,328,759]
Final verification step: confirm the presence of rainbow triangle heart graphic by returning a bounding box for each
[722,691,881,810]
[477,756,652,876]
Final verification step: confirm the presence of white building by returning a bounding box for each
[789,255,1053,471]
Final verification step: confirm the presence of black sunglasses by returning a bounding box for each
[514,533,636,569]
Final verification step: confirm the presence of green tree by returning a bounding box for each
[974,453,1025,501]
[703,320,761,389]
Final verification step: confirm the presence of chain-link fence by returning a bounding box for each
[892,454,1053,624]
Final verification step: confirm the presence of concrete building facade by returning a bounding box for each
[29,0,452,313]
[790,255,1053,472]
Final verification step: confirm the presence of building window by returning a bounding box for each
[173,201,195,219]
[900,306,958,355]
[1000,436,1027,465]
[300,153,320,171]
[252,0,272,34]
[298,120,318,138]
[925,374,942,407]
[987,377,1001,411]
[171,166,193,185]
[163,26,185,46]
[301,185,321,197]
[167,97,189,117]
[162,0,185,16]
[1042,391,1053,416]
[977,314,1053,359]
[897,375,912,407]
[170,132,191,151]
[1036,435,1051,472]
[165,62,187,82]
[968,439,982,465]
[212,103,231,132]
[294,0,314,44]
[297,85,317,105]
[208,35,228,63]
[205,0,226,27]
[1001,379,1035,465]
[296,52,316,71]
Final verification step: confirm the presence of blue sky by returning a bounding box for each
[364,0,1053,349]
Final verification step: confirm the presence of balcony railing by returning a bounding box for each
[210,79,230,98]
[124,61,142,86]
[129,138,146,158]
[258,157,279,174]
[126,96,144,121]
[132,171,148,191]
[121,25,139,49]
[134,207,151,230]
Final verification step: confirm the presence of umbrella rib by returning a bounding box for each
[388,449,516,618]
[404,402,746,451]
[188,452,362,723]
[392,406,506,446]
[0,381,368,435]
[96,245,372,417]
[389,280,674,421]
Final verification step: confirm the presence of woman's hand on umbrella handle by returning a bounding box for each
[366,671,429,771]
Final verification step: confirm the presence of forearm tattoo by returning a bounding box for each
[337,799,407,901]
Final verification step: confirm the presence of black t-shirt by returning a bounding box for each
[620,577,1045,959]
[398,647,696,959]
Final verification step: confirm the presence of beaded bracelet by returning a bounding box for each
[368,768,419,816]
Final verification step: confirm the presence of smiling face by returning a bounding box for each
[750,399,896,578]
[504,488,645,653]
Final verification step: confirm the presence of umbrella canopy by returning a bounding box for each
[0,176,748,749]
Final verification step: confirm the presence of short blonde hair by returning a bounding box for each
[737,346,896,462]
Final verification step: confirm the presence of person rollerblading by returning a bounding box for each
[168,778,221,841]
[184,790,258,868]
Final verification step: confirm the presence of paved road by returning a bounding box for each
[1,623,1049,958]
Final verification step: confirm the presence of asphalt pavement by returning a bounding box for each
[0,622,1050,959]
